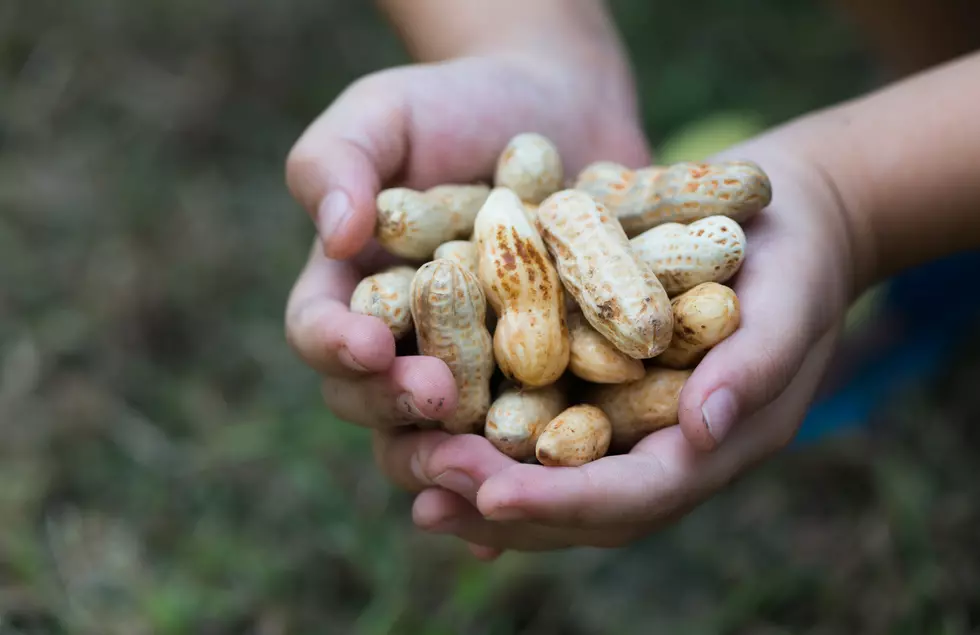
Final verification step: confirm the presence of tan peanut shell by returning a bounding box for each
[494,133,564,204]
[630,216,746,296]
[535,404,612,467]
[434,240,479,277]
[349,266,417,339]
[586,367,692,451]
[574,160,772,237]
[410,259,495,434]
[485,383,567,461]
[656,282,740,369]
[376,184,490,259]
[535,189,673,360]
[474,187,570,388]
[567,311,645,384]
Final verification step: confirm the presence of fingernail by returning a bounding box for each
[397,392,434,421]
[485,507,526,522]
[702,388,739,444]
[338,346,368,372]
[317,190,352,245]
[434,469,476,499]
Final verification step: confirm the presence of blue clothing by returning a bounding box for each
[793,250,980,446]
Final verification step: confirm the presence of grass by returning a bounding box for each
[2,0,978,632]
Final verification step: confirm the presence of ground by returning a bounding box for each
[2,0,979,633]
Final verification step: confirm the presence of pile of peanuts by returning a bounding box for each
[350,133,771,467]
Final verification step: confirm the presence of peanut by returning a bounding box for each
[535,189,673,359]
[433,240,479,277]
[474,187,570,388]
[376,184,490,259]
[535,404,612,467]
[349,266,417,339]
[586,367,692,451]
[656,282,740,369]
[567,311,645,384]
[630,216,746,296]
[495,133,564,204]
[485,383,567,461]
[410,259,495,434]
[574,160,771,236]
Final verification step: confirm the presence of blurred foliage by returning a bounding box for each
[2,0,978,633]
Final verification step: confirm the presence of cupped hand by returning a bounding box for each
[283,54,649,431]
[373,138,864,559]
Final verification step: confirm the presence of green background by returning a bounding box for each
[2,0,978,633]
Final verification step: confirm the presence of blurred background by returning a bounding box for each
[3,0,980,633]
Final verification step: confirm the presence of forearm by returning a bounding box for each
[375,0,630,75]
[742,50,980,291]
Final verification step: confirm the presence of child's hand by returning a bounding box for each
[371,139,861,557]
[284,53,649,431]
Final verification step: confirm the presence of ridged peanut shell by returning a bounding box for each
[485,383,567,461]
[586,367,692,451]
[410,259,495,434]
[575,160,771,236]
[567,311,645,384]
[376,184,490,259]
[349,266,417,339]
[535,405,612,467]
[656,282,740,369]
[630,216,746,296]
[535,189,673,359]
[494,133,564,204]
[474,187,570,387]
[434,240,479,277]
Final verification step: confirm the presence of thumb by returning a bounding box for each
[676,230,841,452]
[285,75,409,261]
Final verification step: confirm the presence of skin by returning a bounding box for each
[286,0,980,559]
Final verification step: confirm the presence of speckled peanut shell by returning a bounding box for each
[585,367,693,451]
[535,404,612,467]
[434,240,479,278]
[349,266,417,339]
[656,282,740,369]
[494,133,564,204]
[474,187,570,388]
[630,216,746,296]
[376,184,490,260]
[485,383,567,461]
[574,160,771,237]
[410,259,495,434]
[535,189,673,360]
[567,311,645,384]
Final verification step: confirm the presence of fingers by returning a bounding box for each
[467,330,838,530]
[285,242,398,375]
[323,355,458,431]
[676,215,834,451]
[286,75,409,260]
[412,488,629,551]
[372,428,451,493]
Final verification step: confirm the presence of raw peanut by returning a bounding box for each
[485,383,567,461]
[630,216,746,296]
[474,187,570,388]
[535,404,612,467]
[586,367,692,451]
[376,184,490,259]
[494,133,564,204]
[349,266,417,339]
[535,189,673,360]
[574,160,771,236]
[410,259,495,434]
[567,311,645,384]
[656,282,740,369]
[434,240,478,277]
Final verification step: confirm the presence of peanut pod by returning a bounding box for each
[535,404,612,467]
[655,282,740,369]
[376,184,490,259]
[349,266,417,339]
[485,383,567,461]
